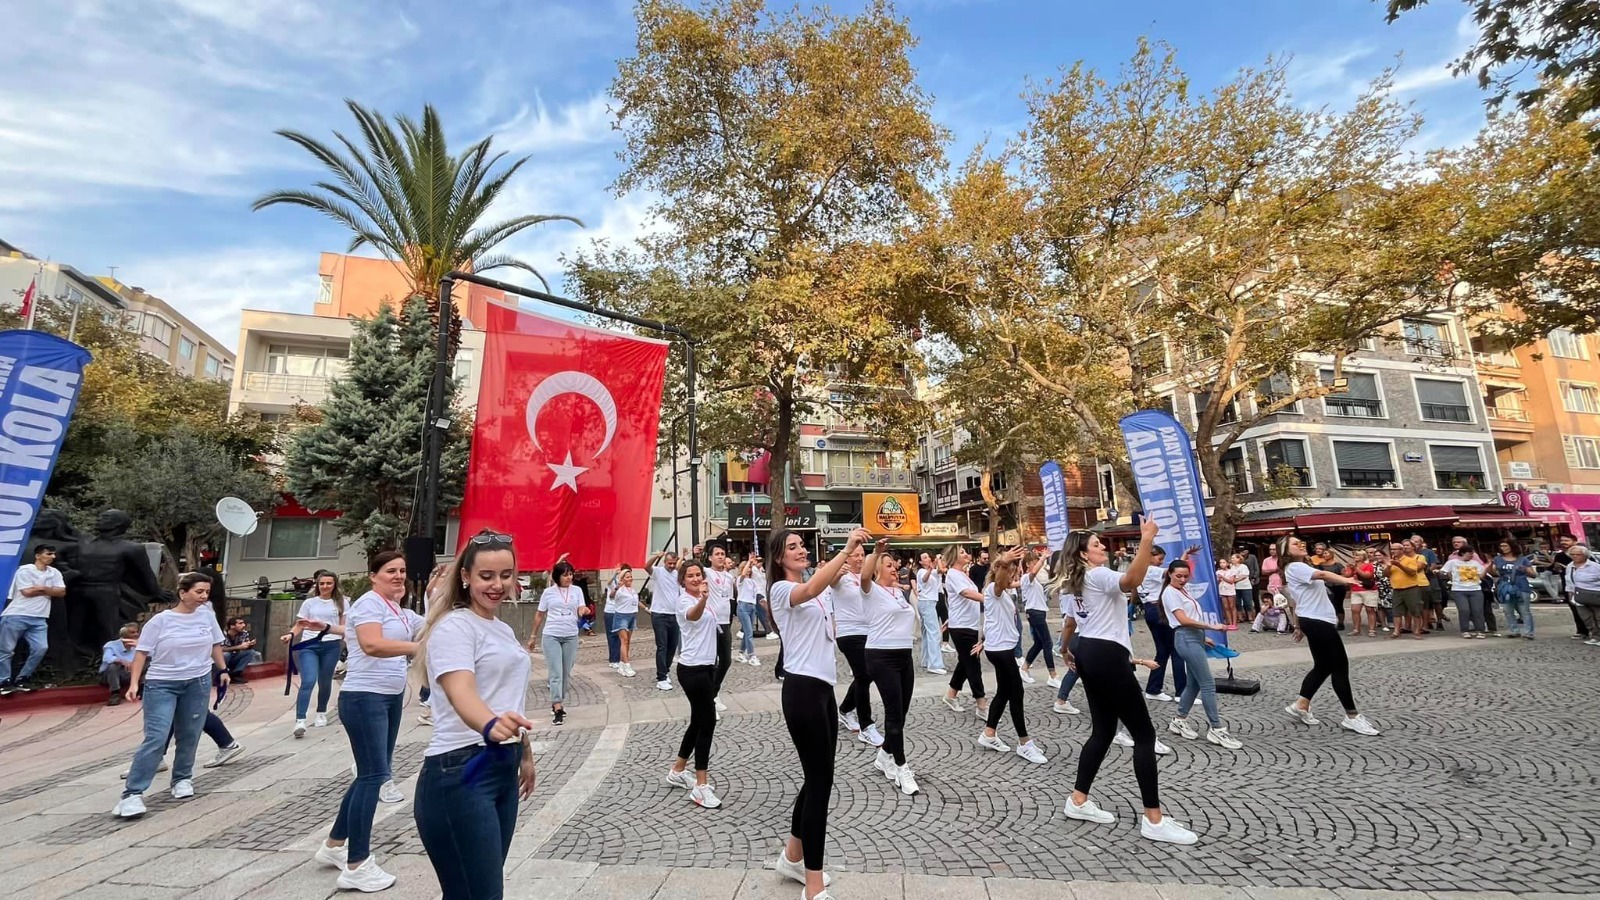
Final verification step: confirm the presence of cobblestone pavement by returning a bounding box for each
[0,604,1595,899]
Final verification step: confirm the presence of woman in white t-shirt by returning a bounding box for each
[411,530,535,900]
[832,541,881,747]
[977,548,1047,765]
[766,526,869,900]
[1052,520,1197,846]
[283,569,346,737]
[608,566,641,677]
[664,561,723,809]
[316,551,425,893]
[938,545,989,718]
[115,572,229,819]
[532,558,592,726]
[1159,561,1240,750]
[1019,551,1059,687]
[860,539,921,795]
[1279,536,1380,737]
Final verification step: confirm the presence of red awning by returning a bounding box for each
[1456,511,1540,528]
[1288,506,1458,532]
[1235,518,1294,537]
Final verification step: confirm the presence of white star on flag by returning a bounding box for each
[548,451,589,492]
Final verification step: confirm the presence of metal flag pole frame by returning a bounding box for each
[413,271,700,560]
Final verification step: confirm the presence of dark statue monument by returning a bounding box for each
[28,509,83,672]
[65,510,167,668]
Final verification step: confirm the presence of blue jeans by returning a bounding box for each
[295,639,342,718]
[0,615,48,682]
[1143,604,1187,698]
[918,598,942,670]
[330,690,402,864]
[1173,628,1221,728]
[737,603,758,656]
[415,744,521,900]
[224,649,261,677]
[1500,593,1534,636]
[1013,607,1025,659]
[542,633,578,705]
[1024,609,1055,670]
[125,676,209,797]
[605,612,620,664]
[653,613,680,683]
[1237,588,1256,617]
[1057,634,1081,700]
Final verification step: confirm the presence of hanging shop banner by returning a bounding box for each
[863,491,921,537]
[1039,460,1069,551]
[1119,409,1225,646]
[0,330,92,605]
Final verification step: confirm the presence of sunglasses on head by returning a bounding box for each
[469,532,514,546]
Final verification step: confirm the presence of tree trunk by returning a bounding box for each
[980,461,1002,551]
[1194,442,1242,560]
[764,393,796,552]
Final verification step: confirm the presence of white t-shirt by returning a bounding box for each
[137,608,224,681]
[1217,566,1238,597]
[650,564,681,611]
[981,584,1020,651]
[677,591,719,666]
[769,580,835,684]
[1077,566,1132,651]
[538,585,585,638]
[706,567,736,625]
[425,609,530,757]
[1440,556,1486,592]
[344,591,424,695]
[1020,573,1048,612]
[609,585,640,615]
[736,575,758,605]
[943,569,982,630]
[1284,561,1336,625]
[1162,585,1205,630]
[915,568,942,604]
[831,572,868,637]
[1231,563,1253,591]
[1138,566,1165,604]
[3,565,63,618]
[295,597,345,641]
[864,581,915,650]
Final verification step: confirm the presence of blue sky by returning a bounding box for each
[0,0,1484,349]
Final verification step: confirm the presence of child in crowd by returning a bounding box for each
[1250,593,1289,634]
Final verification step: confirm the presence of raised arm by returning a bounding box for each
[1118,519,1162,594]
[861,539,890,596]
[786,529,870,605]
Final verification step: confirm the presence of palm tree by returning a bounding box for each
[254,99,581,310]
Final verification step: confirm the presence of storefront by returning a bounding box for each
[1503,489,1600,547]
[1105,502,1541,556]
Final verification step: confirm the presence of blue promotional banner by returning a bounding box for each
[0,330,92,601]
[1039,460,1069,551]
[1119,409,1225,644]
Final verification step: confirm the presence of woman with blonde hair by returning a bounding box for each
[938,544,988,718]
[284,569,346,738]
[411,531,536,900]
[663,560,723,809]
[977,547,1046,764]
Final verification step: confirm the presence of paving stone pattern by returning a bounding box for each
[534,641,1600,895]
[36,754,293,845]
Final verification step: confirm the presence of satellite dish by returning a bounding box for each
[215,497,260,536]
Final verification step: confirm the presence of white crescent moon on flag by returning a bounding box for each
[525,371,618,456]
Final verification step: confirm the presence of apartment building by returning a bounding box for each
[102,279,234,382]
[0,243,126,324]
[910,425,1101,546]
[1474,326,1600,493]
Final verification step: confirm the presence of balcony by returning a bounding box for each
[1485,405,1534,447]
[1473,350,1520,371]
[238,371,333,407]
[1402,337,1458,360]
[824,466,914,490]
[1500,461,1543,484]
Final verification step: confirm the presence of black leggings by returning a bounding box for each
[782,674,837,872]
[1024,609,1055,669]
[676,663,716,771]
[865,648,913,764]
[945,628,985,699]
[1298,618,1356,712]
[713,624,732,695]
[1073,637,1160,809]
[836,635,873,727]
[984,649,1027,738]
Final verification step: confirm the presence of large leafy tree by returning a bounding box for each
[283,297,470,556]
[254,100,582,310]
[572,0,946,514]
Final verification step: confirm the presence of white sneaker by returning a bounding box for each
[657,680,673,691]
[714,696,727,713]
[1019,667,1036,684]
[1207,727,1243,750]
[335,856,397,893]
[314,713,328,728]
[621,664,637,678]
[941,643,955,654]
[773,850,832,886]
[417,714,433,726]
[171,779,194,799]
[928,667,948,676]
[1155,738,1171,756]
[1147,691,1174,702]
[1015,740,1048,765]
[664,768,695,791]
[689,783,722,808]
[735,652,748,664]
[748,656,760,666]
[609,661,620,669]
[1285,704,1320,726]
[942,696,966,713]
[1141,815,1199,845]
[314,842,349,869]
[113,795,146,818]
[204,743,245,768]
[294,720,308,738]
[977,732,1010,753]
[859,724,885,747]
[974,705,988,722]
[767,633,780,641]
[1169,718,1198,740]
[1113,729,1135,748]
[1046,676,1062,688]
[1053,699,1080,715]
[1063,796,1115,824]
[896,765,920,795]
[379,780,404,803]
[1341,714,1381,736]
[839,710,860,732]
[873,749,895,776]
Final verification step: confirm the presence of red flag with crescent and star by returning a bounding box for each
[457,301,670,571]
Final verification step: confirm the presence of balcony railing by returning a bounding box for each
[1485,406,1530,423]
[1473,350,1520,369]
[241,371,332,400]
[1400,337,1459,360]
[824,466,914,489]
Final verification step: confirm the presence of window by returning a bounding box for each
[1263,438,1312,487]
[123,312,143,333]
[266,519,322,559]
[452,347,474,383]
[1561,382,1600,414]
[1154,394,1176,416]
[1549,328,1586,360]
[317,274,334,304]
[1320,370,1383,418]
[1132,338,1168,375]
[140,315,174,346]
[1401,319,1453,358]
[1255,373,1301,414]
[204,355,222,378]
[266,344,349,378]
[1194,391,1238,426]
[1218,446,1249,494]
[933,444,952,468]
[935,479,957,501]
[1415,378,1472,422]
[1431,445,1487,490]
[178,337,196,360]
[1098,468,1115,506]
[1567,435,1600,470]
[1332,440,1397,488]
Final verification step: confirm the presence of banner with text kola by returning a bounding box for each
[1119,409,1224,644]
[1039,461,1068,551]
[0,330,92,600]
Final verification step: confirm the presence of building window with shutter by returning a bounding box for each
[1217,446,1249,494]
[1415,378,1473,422]
[1255,373,1301,414]
[1429,445,1488,490]
[1560,381,1600,414]
[1263,438,1312,487]
[1193,391,1238,426]
[1566,435,1600,469]
[1332,440,1397,488]
[1548,328,1587,360]
[1320,370,1384,418]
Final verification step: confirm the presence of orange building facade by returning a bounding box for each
[1475,327,1600,492]
[314,252,508,327]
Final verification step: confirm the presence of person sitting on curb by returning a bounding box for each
[102,623,140,706]
[222,617,262,680]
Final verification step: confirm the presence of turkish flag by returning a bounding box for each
[457,301,670,571]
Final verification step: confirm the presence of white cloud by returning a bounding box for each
[113,246,319,350]
[490,94,617,154]
[1287,43,1377,95]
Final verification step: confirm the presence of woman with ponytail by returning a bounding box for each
[284,570,345,738]
[1158,560,1240,750]
[1279,536,1381,736]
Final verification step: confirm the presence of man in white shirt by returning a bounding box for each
[645,549,682,690]
[0,545,68,693]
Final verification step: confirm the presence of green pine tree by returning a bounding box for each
[284,296,469,557]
